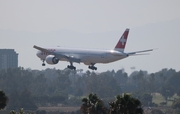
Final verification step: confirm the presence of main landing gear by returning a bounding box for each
[67,65,76,70]
[67,62,76,70]
[88,64,97,70]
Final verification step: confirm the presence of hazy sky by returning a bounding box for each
[0,0,180,74]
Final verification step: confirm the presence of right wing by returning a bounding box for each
[33,45,81,63]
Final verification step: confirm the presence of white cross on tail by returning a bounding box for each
[120,35,126,45]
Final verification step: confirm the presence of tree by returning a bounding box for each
[172,98,180,109]
[173,108,180,114]
[114,69,128,85]
[85,72,121,98]
[109,93,143,114]
[7,89,37,111]
[133,93,153,106]
[160,84,175,102]
[150,109,164,114]
[54,69,71,93]
[166,71,180,92]
[48,93,68,105]
[10,108,29,114]
[148,73,156,93]
[0,90,8,110]
[19,89,37,110]
[7,90,21,110]
[177,88,180,97]
[80,93,108,114]
[36,110,47,114]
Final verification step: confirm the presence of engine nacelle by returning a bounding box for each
[45,55,59,65]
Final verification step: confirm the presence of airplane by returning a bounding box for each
[33,28,153,70]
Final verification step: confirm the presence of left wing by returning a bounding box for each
[33,45,81,63]
[33,45,55,54]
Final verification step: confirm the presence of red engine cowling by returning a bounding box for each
[45,55,59,65]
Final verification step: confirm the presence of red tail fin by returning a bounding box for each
[114,28,129,52]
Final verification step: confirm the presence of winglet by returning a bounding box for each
[114,28,129,52]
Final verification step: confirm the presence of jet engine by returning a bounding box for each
[45,55,59,65]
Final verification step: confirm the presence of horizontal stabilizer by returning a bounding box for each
[129,53,150,56]
[127,49,154,56]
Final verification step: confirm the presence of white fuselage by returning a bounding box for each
[34,28,153,70]
[36,47,128,65]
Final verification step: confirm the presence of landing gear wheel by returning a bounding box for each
[42,63,45,66]
[94,67,97,70]
[67,65,76,70]
[88,66,97,70]
[42,60,45,66]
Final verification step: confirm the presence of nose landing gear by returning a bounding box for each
[42,60,45,66]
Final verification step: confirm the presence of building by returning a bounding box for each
[0,49,18,70]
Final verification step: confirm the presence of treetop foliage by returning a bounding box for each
[0,90,8,110]
[172,98,180,109]
[0,67,179,110]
